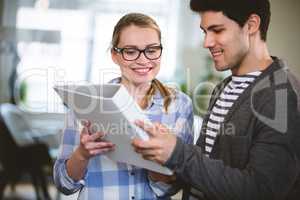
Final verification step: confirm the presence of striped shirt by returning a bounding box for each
[204,71,262,157]
[53,78,194,200]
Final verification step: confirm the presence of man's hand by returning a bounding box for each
[131,120,177,165]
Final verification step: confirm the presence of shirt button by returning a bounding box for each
[130,172,135,176]
[131,196,135,200]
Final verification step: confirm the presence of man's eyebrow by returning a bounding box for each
[200,26,205,32]
[200,24,224,31]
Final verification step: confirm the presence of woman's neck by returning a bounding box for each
[121,77,151,105]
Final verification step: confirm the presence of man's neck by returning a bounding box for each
[232,41,273,76]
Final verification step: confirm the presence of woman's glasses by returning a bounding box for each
[113,45,163,61]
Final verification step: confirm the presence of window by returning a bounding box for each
[16,0,179,112]
[17,8,90,112]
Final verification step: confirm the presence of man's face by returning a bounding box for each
[200,11,250,72]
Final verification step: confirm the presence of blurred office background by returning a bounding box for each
[0,0,299,199]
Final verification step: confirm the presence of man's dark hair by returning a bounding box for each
[190,0,271,41]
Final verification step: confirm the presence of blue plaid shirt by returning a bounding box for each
[54,79,194,200]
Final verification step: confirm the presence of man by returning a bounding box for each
[132,0,300,199]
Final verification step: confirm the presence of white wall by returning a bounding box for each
[0,0,17,104]
[268,0,300,78]
[175,1,211,94]
[1,0,299,104]
[176,0,300,91]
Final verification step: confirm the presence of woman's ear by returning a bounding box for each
[246,14,261,36]
[111,49,119,65]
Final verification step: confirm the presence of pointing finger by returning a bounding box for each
[90,131,105,141]
[131,138,158,150]
[135,120,157,137]
[81,120,91,135]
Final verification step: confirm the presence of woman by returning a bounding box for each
[54,13,194,200]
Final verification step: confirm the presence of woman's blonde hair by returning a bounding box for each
[111,13,173,112]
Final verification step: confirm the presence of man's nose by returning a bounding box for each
[203,34,215,48]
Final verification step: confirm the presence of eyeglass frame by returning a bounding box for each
[113,45,163,61]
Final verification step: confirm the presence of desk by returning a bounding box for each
[21,111,65,158]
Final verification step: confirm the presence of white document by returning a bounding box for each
[54,84,173,175]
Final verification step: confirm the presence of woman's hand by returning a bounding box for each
[66,120,115,181]
[77,120,115,160]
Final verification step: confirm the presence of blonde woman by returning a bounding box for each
[54,13,194,200]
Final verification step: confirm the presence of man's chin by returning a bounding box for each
[214,64,229,72]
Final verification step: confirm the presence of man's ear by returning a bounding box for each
[246,14,261,35]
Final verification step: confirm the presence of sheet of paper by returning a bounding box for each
[54,84,173,175]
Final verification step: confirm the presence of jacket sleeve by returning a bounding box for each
[164,90,300,200]
[149,93,195,197]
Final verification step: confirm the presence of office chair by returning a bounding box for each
[0,103,52,200]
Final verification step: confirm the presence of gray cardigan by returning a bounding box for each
[165,57,300,200]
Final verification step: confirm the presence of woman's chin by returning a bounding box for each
[130,76,153,85]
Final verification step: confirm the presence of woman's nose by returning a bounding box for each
[136,52,149,63]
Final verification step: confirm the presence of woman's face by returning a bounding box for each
[112,25,161,86]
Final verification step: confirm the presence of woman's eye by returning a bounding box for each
[124,49,137,55]
[146,47,160,54]
[146,49,157,54]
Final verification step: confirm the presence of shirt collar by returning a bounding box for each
[109,77,122,84]
[108,77,164,107]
